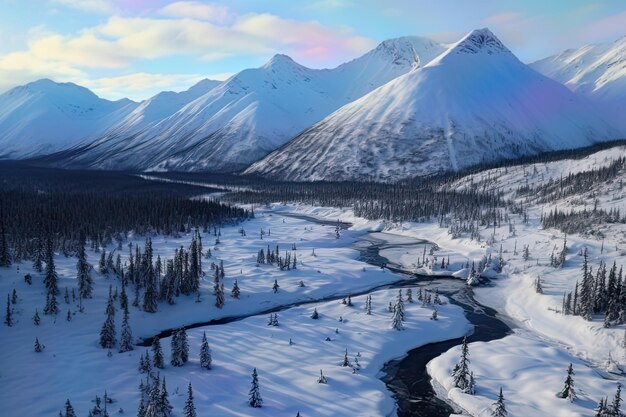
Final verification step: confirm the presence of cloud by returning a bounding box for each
[2,12,374,71]
[0,50,85,94]
[159,1,231,23]
[51,0,117,14]
[0,7,375,98]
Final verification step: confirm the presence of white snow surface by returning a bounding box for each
[57,37,446,172]
[531,36,626,133]
[245,29,621,181]
[0,208,471,417]
[0,79,137,159]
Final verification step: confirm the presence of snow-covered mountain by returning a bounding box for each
[56,36,446,172]
[245,29,621,182]
[0,79,137,159]
[105,78,221,137]
[530,36,626,133]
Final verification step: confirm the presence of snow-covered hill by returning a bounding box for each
[56,37,446,172]
[246,29,620,182]
[0,79,137,159]
[530,36,626,133]
[105,79,221,138]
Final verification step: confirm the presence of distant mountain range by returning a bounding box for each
[1,29,624,181]
[246,29,620,181]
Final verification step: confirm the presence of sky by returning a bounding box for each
[1,0,625,101]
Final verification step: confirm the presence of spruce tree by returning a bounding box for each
[612,383,622,416]
[4,294,12,327]
[391,290,405,330]
[159,378,173,417]
[200,331,212,370]
[151,337,165,369]
[183,382,196,417]
[64,399,77,417]
[452,336,471,392]
[34,337,43,352]
[76,237,93,299]
[491,387,507,417]
[249,368,263,408]
[44,236,59,296]
[99,286,116,349]
[215,282,225,309]
[44,288,60,315]
[33,309,40,325]
[317,369,328,384]
[558,363,577,402]
[119,307,133,352]
[311,308,319,319]
[231,280,240,299]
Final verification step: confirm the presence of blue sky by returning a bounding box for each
[1,0,625,100]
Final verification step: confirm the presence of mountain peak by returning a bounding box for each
[453,28,510,55]
[263,54,301,70]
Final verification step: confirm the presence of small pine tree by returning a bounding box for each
[200,331,212,370]
[99,287,116,349]
[64,399,77,417]
[341,349,350,367]
[160,378,173,417]
[76,238,93,299]
[491,387,507,417]
[151,337,165,369]
[558,363,577,402]
[119,307,133,353]
[4,294,12,327]
[452,337,471,391]
[612,383,622,416]
[33,309,40,325]
[231,280,240,299]
[317,369,327,384]
[34,337,43,352]
[249,368,263,408]
[183,383,196,417]
[311,308,319,319]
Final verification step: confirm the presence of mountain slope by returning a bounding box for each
[0,79,137,159]
[245,29,620,182]
[530,36,626,132]
[57,37,446,172]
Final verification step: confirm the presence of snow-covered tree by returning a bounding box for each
[119,307,133,353]
[391,290,405,330]
[4,294,12,327]
[452,337,472,392]
[151,337,165,369]
[249,368,263,408]
[34,337,43,352]
[171,328,189,366]
[183,383,196,417]
[231,280,240,299]
[491,387,507,417]
[99,286,116,349]
[76,238,93,299]
[317,369,327,384]
[558,363,577,402]
[200,331,212,370]
[311,308,319,319]
[63,399,77,417]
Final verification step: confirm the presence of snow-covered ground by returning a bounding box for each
[0,209,471,417]
[264,144,626,416]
